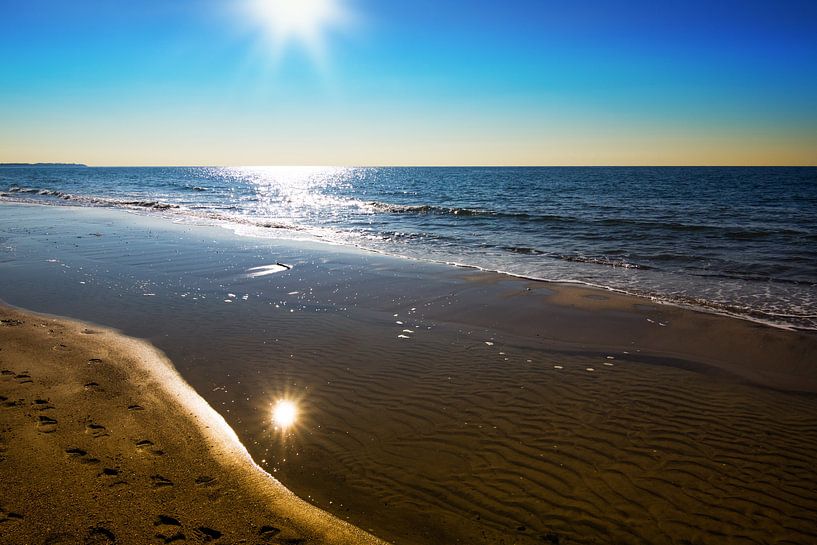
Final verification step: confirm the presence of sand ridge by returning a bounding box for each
[0,305,386,545]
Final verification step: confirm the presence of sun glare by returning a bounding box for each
[272,399,298,429]
[245,0,351,63]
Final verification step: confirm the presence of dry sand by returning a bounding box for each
[0,304,385,545]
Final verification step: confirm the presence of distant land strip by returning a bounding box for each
[0,163,87,167]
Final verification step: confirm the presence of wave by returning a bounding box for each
[2,186,302,232]
[501,246,545,255]
[365,199,808,240]
[555,254,652,270]
[11,187,801,242]
[365,200,574,222]
[3,184,814,331]
[687,270,816,286]
[7,186,179,210]
[498,246,652,270]
[367,201,493,216]
[596,217,807,238]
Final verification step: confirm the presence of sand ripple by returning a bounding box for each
[235,318,817,545]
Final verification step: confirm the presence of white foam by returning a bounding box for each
[246,264,291,278]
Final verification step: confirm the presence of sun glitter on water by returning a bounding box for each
[272,399,298,429]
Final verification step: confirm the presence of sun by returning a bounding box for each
[244,0,351,63]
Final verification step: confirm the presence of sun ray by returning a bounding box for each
[243,0,352,64]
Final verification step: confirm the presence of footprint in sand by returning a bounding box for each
[65,447,101,465]
[127,404,145,411]
[258,526,281,541]
[65,447,88,457]
[191,527,222,542]
[0,506,24,524]
[32,398,54,411]
[154,515,185,544]
[1,396,22,409]
[85,422,109,438]
[151,475,174,489]
[14,373,33,384]
[136,439,165,456]
[84,526,116,545]
[36,415,58,433]
[155,515,182,527]
[194,476,216,486]
[194,476,223,500]
[156,533,186,544]
[84,382,101,391]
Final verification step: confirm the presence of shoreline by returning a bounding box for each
[447,261,815,334]
[2,201,817,544]
[1,196,813,333]
[0,303,386,545]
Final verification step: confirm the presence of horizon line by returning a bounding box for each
[2,163,816,169]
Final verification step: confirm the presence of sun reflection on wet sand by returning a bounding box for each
[272,399,298,430]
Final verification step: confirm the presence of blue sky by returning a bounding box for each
[1,0,816,165]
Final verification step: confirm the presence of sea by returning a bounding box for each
[1,165,815,330]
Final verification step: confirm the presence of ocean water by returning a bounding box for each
[2,165,816,330]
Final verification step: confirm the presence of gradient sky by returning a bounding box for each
[1,0,816,166]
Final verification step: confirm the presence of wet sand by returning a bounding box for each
[0,305,385,545]
[2,202,817,545]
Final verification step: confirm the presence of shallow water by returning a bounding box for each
[2,204,817,545]
[2,166,816,329]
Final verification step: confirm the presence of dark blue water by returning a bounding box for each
[2,166,816,329]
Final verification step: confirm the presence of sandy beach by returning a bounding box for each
[4,0,817,540]
[2,202,817,545]
[0,303,385,545]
